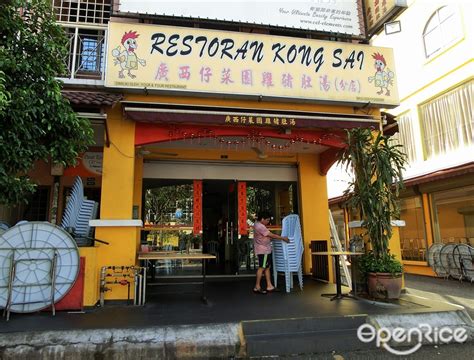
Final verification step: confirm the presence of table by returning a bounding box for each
[138,252,216,304]
[311,251,364,301]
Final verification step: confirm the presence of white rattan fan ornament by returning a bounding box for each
[439,243,458,279]
[453,244,474,282]
[427,243,448,278]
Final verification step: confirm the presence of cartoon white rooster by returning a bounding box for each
[368,52,394,96]
[111,30,146,79]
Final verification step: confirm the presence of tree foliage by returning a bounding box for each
[246,185,273,221]
[145,185,193,225]
[0,0,94,205]
[338,128,406,259]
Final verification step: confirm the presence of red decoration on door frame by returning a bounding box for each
[238,182,248,235]
[193,180,203,235]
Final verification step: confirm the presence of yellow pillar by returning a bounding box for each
[388,224,405,289]
[298,153,333,283]
[79,247,98,306]
[422,193,434,248]
[134,156,144,254]
[93,105,138,301]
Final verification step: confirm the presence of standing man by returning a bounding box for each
[253,211,289,294]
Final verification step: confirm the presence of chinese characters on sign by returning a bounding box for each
[364,0,407,35]
[224,115,297,127]
[144,63,364,95]
[118,0,362,37]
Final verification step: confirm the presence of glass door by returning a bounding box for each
[203,180,299,276]
[202,180,239,275]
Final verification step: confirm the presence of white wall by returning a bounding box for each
[327,0,474,197]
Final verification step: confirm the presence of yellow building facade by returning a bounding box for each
[1,3,405,306]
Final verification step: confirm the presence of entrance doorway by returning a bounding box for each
[202,180,240,275]
[142,174,299,277]
[202,180,299,276]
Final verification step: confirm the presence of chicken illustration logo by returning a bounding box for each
[111,31,146,79]
[368,52,394,96]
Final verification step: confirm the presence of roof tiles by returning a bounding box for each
[62,91,122,106]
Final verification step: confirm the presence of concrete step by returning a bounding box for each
[243,315,372,357]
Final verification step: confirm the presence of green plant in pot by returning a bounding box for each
[338,128,406,299]
[192,234,202,249]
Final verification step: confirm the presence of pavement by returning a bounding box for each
[404,273,474,317]
[265,342,474,359]
[0,276,473,359]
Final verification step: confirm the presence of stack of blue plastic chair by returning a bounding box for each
[272,214,304,293]
[60,177,98,239]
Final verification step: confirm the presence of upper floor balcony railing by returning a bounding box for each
[53,0,110,84]
[59,24,107,83]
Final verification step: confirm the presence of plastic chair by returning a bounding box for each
[242,239,257,270]
[207,241,220,263]
[161,244,174,269]
[60,177,98,239]
[401,238,411,259]
[415,238,426,261]
[272,214,304,293]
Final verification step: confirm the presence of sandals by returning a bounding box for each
[266,287,280,293]
[253,288,267,294]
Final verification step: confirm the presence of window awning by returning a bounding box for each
[405,162,474,187]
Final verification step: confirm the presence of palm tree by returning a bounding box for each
[338,127,406,260]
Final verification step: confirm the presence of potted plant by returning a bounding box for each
[358,252,404,299]
[338,128,406,299]
[192,234,202,249]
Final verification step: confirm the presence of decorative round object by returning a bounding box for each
[427,243,447,277]
[439,243,457,279]
[0,222,79,313]
[0,221,9,236]
[453,244,474,282]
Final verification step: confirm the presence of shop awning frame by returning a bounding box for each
[121,101,381,130]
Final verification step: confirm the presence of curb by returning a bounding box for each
[1,310,473,359]
[0,323,243,360]
[367,309,474,349]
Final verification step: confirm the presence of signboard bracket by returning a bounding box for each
[353,101,372,115]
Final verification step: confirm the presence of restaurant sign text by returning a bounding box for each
[105,23,399,106]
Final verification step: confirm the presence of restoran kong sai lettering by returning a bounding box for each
[149,32,365,73]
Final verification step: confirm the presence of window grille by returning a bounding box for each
[53,0,111,25]
[60,26,106,80]
[23,187,51,221]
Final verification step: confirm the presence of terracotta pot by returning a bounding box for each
[367,272,402,299]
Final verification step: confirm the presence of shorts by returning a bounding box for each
[257,254,272,269]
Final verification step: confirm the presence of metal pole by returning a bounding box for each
[100,266,107,307]
[50,253,58,316]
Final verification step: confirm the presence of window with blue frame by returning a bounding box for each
[78,30,105,74]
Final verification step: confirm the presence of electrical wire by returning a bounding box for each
[110,141,135,159]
